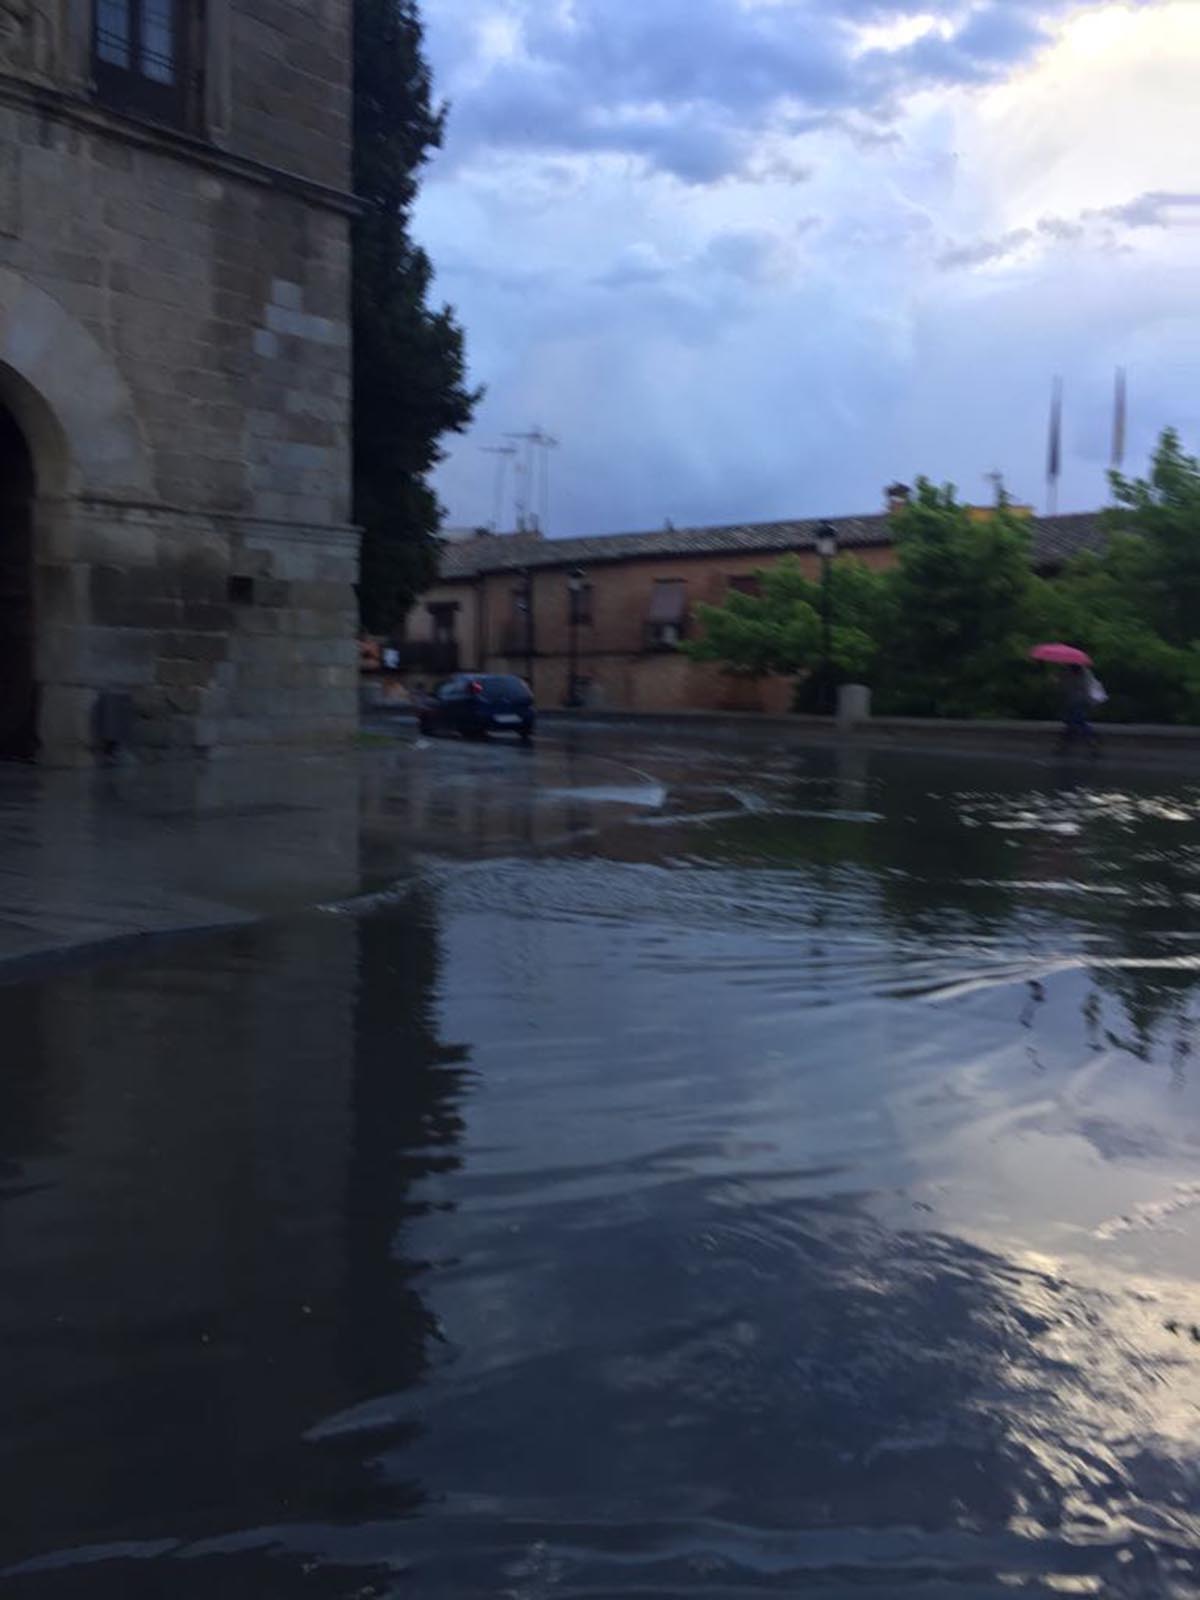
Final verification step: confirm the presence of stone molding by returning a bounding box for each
[76,495,360,547]
[0,69,360,217]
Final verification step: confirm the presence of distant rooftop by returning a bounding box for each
[437,510,1108,581]
[440,525,493,544]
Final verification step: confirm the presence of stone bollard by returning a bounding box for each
[837,683,871,731]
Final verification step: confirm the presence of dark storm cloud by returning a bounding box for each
[1096,191,1200,229]
[595,225,817,293]
[855,3,1050,106]
[449,71,754,184]
[431,0,1090,183]
[947,3,1048,62]
[940,191,1200,269]
[939,228,1034,269]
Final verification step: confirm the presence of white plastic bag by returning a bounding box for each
[1086,671,1108,705]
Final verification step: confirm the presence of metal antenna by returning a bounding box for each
[1047,376,1063,516]
[481,445,517,531]
[504,431,536,531]
[505,427,560,534]
[1112,366,1127,471]
[538,431,559,536]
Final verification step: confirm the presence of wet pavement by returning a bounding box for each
[5,727,1200,1596]
[0,755,364,971]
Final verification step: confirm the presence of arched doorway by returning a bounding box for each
[0,401,36,759]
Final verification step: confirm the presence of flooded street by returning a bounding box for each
[6,728,1200,1596]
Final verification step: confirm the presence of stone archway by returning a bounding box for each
[0,270,157,759]
[0,398,36,758]
[0,268,154,500]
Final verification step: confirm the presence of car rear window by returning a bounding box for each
[483,676,531,699]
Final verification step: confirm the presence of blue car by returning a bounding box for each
[418,674,536,743]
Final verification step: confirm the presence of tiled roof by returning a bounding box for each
[437,510,1108,581]
[1030,513,1109,567]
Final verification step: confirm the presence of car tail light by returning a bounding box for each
[468,680,484,695]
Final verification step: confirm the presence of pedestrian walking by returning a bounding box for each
[1057,664,1101,756]
[1029,643,1103,758]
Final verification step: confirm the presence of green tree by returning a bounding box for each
[1034,547,1200,724]
[689,432,1200,725]
[1107,428,1200,647]
[687,555,882,684]
[1017,430,1200,723]
[877,481,1037,717]
[353,0,481,632]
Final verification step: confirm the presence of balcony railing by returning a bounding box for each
[643,619,689,653]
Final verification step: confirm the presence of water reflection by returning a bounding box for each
[6,736,1200,1594]
[0,891,467,1594]
[343,889,469,1423]
[607,743,1200,1066]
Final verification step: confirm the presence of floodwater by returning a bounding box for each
[6,729,1200,1597]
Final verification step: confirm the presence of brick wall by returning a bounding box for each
[403,545,895,714]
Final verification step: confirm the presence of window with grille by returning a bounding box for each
[568,583,594,625]
[645,579,688,649]
[94,0,191,126]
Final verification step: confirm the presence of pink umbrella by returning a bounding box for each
[1030,642,1093,667]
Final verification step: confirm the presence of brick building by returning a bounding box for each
[0,0,357,763]
[399,509,1105,715]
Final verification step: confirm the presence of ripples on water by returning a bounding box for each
[5,742,1200,1596]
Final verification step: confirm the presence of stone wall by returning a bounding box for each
[35,503,358,753]
[227,0,352,186]
[0,0,357,763]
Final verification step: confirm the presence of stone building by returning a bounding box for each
[398,510,1105,715]
[0,0,358,763]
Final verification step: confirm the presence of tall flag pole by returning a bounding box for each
[1111,366,1127,473]
[1047,376,1063,516]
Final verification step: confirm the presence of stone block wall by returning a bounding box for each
[0,98,351,528]
[227,0,352,188]
[0,0,358,763]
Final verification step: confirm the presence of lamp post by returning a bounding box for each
[520,565,534,692]
[815,521,838,715]
[565,567,585,708]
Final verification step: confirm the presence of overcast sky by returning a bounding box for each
[415,0,1200,537]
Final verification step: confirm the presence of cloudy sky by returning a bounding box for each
[415,0,1200,537]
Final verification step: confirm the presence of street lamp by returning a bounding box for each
[815,521,838,715]
[565,567,586,708]
[519,565,535,692]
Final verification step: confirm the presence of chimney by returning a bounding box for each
[886,482,911,515]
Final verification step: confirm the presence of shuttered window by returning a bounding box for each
[647,580,687,624]
[646,579,688,649]
[568,583,594,625]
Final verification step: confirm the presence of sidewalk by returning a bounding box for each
[536,708,1200,767]
[0,755,365,976]
[371,699,1200,769]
